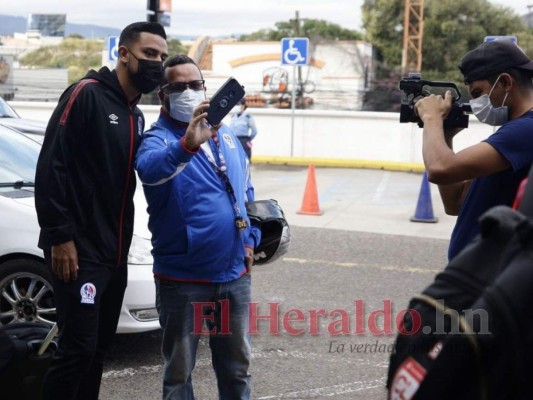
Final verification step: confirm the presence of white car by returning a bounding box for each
[0,96,47,141]
[0,124,160,333]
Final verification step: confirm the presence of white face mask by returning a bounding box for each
[168,89,205,123]
[469,75,509,126]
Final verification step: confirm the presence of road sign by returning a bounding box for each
[107,36,119,62]
[281,37,309,66]
[483,35,517,44]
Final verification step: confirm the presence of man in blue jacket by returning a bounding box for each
[135,54,260,400]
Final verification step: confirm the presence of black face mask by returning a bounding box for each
[127,50,164,94]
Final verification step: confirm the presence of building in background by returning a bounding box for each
[27,14,66,37]
[189,37,373,111]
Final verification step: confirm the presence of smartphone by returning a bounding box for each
[205,77,245,126]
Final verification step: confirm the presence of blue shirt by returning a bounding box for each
[448,111,533,260]
[229,111,258,139]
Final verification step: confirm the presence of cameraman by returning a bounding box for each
[415,40,533,260]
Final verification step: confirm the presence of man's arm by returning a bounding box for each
[416,91,510,214]
[35,85,86,281]
[136,101,216,185]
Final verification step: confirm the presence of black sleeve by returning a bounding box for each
[34,83,92,246]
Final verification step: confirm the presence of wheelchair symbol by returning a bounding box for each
[283,39,306,65]
[108,36,119,62]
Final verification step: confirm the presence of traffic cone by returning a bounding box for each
[410,171,438,223]
[297,164,323,215]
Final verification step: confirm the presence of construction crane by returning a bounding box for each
[401,0,424,76]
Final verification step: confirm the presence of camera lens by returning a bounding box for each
[219,98,229,108]
[228,90,235,98]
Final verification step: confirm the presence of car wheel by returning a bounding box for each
[0,259,56,327]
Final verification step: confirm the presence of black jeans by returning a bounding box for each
[42,253,127,400]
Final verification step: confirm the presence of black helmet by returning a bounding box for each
[246,199,290,265]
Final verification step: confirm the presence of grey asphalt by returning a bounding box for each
[100,165,455,399]
[250,164,456,240]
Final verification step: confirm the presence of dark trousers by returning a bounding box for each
[237,137,252,161]
[42,253,127,400]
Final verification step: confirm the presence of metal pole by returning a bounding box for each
[290,65,296,157]
[295,10,303,107]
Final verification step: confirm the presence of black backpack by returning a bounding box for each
[0,322,58,400]
[387,195,533,399]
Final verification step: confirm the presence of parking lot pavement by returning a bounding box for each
[250,164,457,240]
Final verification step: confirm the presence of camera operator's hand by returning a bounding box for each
[415,90,453,125]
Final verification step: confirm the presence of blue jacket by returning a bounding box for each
[135,112,261,282]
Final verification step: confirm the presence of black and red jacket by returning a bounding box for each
[35,67,143,267]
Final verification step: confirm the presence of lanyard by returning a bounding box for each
[203,133,248,232]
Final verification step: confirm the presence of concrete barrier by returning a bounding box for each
[10,101,494,171]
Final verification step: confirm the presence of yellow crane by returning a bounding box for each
[401,0,424,76]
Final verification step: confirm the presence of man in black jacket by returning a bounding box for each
[35,22,167,400]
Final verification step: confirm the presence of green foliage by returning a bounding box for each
[362,0,403,68]
[167,38,188,56]
[18,37,189,85]
[362,0,528,111]
[19,38,102,83]
[239,19,362,41]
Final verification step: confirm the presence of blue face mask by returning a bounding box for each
[469,75,509,126]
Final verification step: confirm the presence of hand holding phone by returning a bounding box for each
[205,77,245,126]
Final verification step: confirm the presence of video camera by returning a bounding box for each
[399,73,472,129]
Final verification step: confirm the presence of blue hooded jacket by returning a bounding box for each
[135,112,261,282]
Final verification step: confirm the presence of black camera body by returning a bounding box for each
[205,77,245,126]
[399,73,472,129]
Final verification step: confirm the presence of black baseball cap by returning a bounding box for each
[458,40,533,83]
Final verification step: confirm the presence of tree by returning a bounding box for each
[239,19,362,41]
[362,0,527,110]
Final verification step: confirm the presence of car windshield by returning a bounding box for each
[0,96,19,118]
[0,126,40,186]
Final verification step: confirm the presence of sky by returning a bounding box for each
[0,0,532,38]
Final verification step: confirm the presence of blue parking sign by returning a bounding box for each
[108,36,119,62]
[281,37,309,66]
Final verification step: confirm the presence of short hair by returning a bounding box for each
[161,54,203,86]
[119,22,167,47]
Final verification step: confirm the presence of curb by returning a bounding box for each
[252,156,425,173]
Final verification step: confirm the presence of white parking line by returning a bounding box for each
[257,379,384,399]
[372,171,391,202]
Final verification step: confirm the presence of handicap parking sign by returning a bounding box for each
[107,36,119,62]
[281,37,309,66]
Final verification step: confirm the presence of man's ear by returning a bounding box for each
[118,46,129,63]
[500,73,513,91]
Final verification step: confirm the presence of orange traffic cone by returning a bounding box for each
[297,164,323,215]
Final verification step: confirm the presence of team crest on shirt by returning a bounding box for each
[80,283,96,304]
[222,133,236,148]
